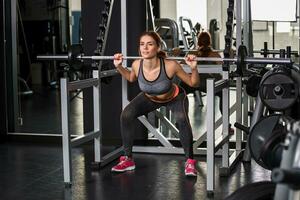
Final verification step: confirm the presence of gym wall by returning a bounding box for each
[0,0,8,139]
[81,0,148,144]
[159,0,176,20]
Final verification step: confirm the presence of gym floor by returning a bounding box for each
[1,86,271,200]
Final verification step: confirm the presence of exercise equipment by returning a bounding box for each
[235,44,248,76]
[272,168,300,189]
[231,55,300,199]
[37,45,293,78]
[100,62,115,84]
[178,16,198,50]
[68,44,83,70]
[245,66,268,97]
[249,114,286,170]
[209,19,220,50]
[245,63,300,169]
[259,66,299,111]
[246,74,262,97]
[254,42,299,58]
[243,62,300,165]
[271,117,300,200]
[223,0,234,72]
[226,117,300,200]
[155,18,179,49]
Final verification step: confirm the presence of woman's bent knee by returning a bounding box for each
[121,109,135,122]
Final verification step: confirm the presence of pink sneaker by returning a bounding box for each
[111,156,135,172]
[185,159,197,176]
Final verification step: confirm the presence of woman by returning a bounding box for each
[112,31,200,176]
[182,31,234,132]
[196,31,222,61]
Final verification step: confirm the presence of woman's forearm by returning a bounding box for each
[116,65,132,81]
[191,68,200,87]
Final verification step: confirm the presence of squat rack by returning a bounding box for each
[52,0,294,194]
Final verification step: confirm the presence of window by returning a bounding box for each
[251,0,297,22]
[176,0,207,28]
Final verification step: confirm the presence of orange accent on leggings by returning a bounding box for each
[147,84,180,103]
[173,84,180,98]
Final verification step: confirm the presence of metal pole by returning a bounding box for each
[244,57,292,64]
[148,0,156,31]
[93,71,101,163]
[121,0,129,108]
[274,134,300,200]
[61,78,72,185]
[272,21,275,53]
[207,78,215,193]
[236,0,245,154]
[52,35,57,82]
[222,71,229,168]
[236,76,243,151]
[8,0,19,130]
[243,81,249,142]
[236,0,242,48]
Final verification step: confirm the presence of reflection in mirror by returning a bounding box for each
[70,0,82,44]
[14,0,83,135]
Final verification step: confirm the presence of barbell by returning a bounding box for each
[37,45,293,78]
[39,55,286,64]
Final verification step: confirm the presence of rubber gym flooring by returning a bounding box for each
[1,86,270,200]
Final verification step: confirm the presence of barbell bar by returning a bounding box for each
[36,54,291,65]
[36,45,293,78]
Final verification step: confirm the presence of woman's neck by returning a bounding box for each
[143,56,159,70]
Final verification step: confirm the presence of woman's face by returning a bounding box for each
[139,35,160,59]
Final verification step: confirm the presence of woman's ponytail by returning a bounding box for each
[157,50,167,58]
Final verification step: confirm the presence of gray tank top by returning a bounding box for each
[138,58,172,95]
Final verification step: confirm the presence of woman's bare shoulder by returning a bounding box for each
[164,59,180,69]
[131,59,142,74]
[132,59,141,68]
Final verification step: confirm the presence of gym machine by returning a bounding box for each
[226,117,300,200]
[154,18,180,49]
[229,49,300,199]
[178,16,199,50]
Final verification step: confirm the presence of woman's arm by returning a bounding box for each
[173,55,200,87]
[113,53,138,82]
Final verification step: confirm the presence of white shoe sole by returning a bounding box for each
[185,172,197,177]
[111,166,135,172]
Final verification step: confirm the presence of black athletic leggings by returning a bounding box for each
[120,88,194,159]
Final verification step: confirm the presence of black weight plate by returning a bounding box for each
[259,72,298,111]
[249,114,281,169]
